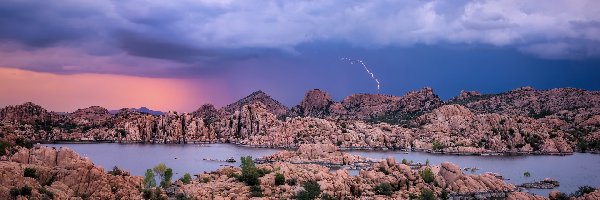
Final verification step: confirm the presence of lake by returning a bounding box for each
[43,143,600,196]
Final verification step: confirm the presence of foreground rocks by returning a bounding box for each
[0,146,142,199]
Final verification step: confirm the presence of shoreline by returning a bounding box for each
[36,140,586,156]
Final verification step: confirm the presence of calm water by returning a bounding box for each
[43,143,599,196]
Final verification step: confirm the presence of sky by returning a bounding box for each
[1,0,599,112]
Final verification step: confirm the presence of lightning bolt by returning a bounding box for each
[341,57,381,93]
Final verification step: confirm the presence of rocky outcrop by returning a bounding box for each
[289,89,335,118]
[260,144,376,166]
[178,152,543,200]
[0,146,142,199]
[221,90,289,117]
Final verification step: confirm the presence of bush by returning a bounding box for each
[15,138,33,149]
[10,187,20,197]
[553,192,569,200]
[175,193,191,200]
[432,141,444,151]
[39,187,55,199]
[440,190,449,200]
[109,166,124,176]
[420,188,436,200]
[24,167,38,179]
[250,185,263,197]
[401,159,409,165]
[420,168,435,183]
[275,173,285,186]
[237,156,261,186]
[523,171,531,177]
[321,193,336,200]
[286,178,297,186]
[180,173,192,184]
[571,185,596,197]
[142,188,165,200]
[202,177,210,183]
[144,169,157,189]
[297,181,321,200]
[0,141,10,156]
[374,182,394,196]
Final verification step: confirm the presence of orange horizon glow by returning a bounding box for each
[0,67,231,113]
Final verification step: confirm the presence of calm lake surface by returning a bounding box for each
[43,143,600,196]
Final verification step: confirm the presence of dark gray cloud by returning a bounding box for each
[0,0,599,78]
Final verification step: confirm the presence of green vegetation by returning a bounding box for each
[10,186,32,198]
[15,138,33,149]
[109,166,124,176]
[142,187,166,200]
[571,185,595,197]
[180,173,192,184]
[425,159,430,166]
[440,190,449,200]
[286,178,297,186]
[420,168,435,183]
[401,158,409,165]
[23,167,37,179]
[175,193,192,200]
[373,182,394,196]
[275,173,285,186]
[296,181,321,200]
[420,188,436,200]
[523,171,531,178]
[432,141,444,151]
[144,169,157,189]
[38,187,55,199]
[250,185,263,197]
[202,177,210,183]
[0,140,10,156]
[151,163,173,188]
[236,156,262,186]
[321,193,335,200]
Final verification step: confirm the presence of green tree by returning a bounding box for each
[180,173,192,184]
[420,168,435,183]
[425,159,430,166]
[401,158,409,165]
[321,193,335,200]
[153,163,168,181]
[523,171,531,177]
[144,169,157,189]
[373,182,394,196]
[297,181,321,200]
[238,156,260,186]
[275,173,285,186]
[160,168,173,188]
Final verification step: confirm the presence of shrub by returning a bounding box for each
[24,167,37,179]
[286,178,297,186]
[109,166,124,176]
[142,188,165,200]
[420,168,435,183]
[401,159,409,165]
[297,181,321,200]
[0,141,10,156]
[373,182,394,196]
[10,187,20,197]
[250,185,263,197]
[523,171,531,177]
[175,193,192,200]
[202,177,210,183]
[420,188,435,200]
[571,185,596,197]
[15,138,33,149]
[553,192,569,200]
[275,173,285,186]
[39,187,55,199]
[144,169,157,189]
[321,193,336,200]
[440,190,449,200]
[180,173,192,184]
[432,141,444,151]
[237,156,261,186]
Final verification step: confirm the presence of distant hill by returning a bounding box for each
[109,107,164,115]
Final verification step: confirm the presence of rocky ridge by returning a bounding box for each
[1,87,599,154]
